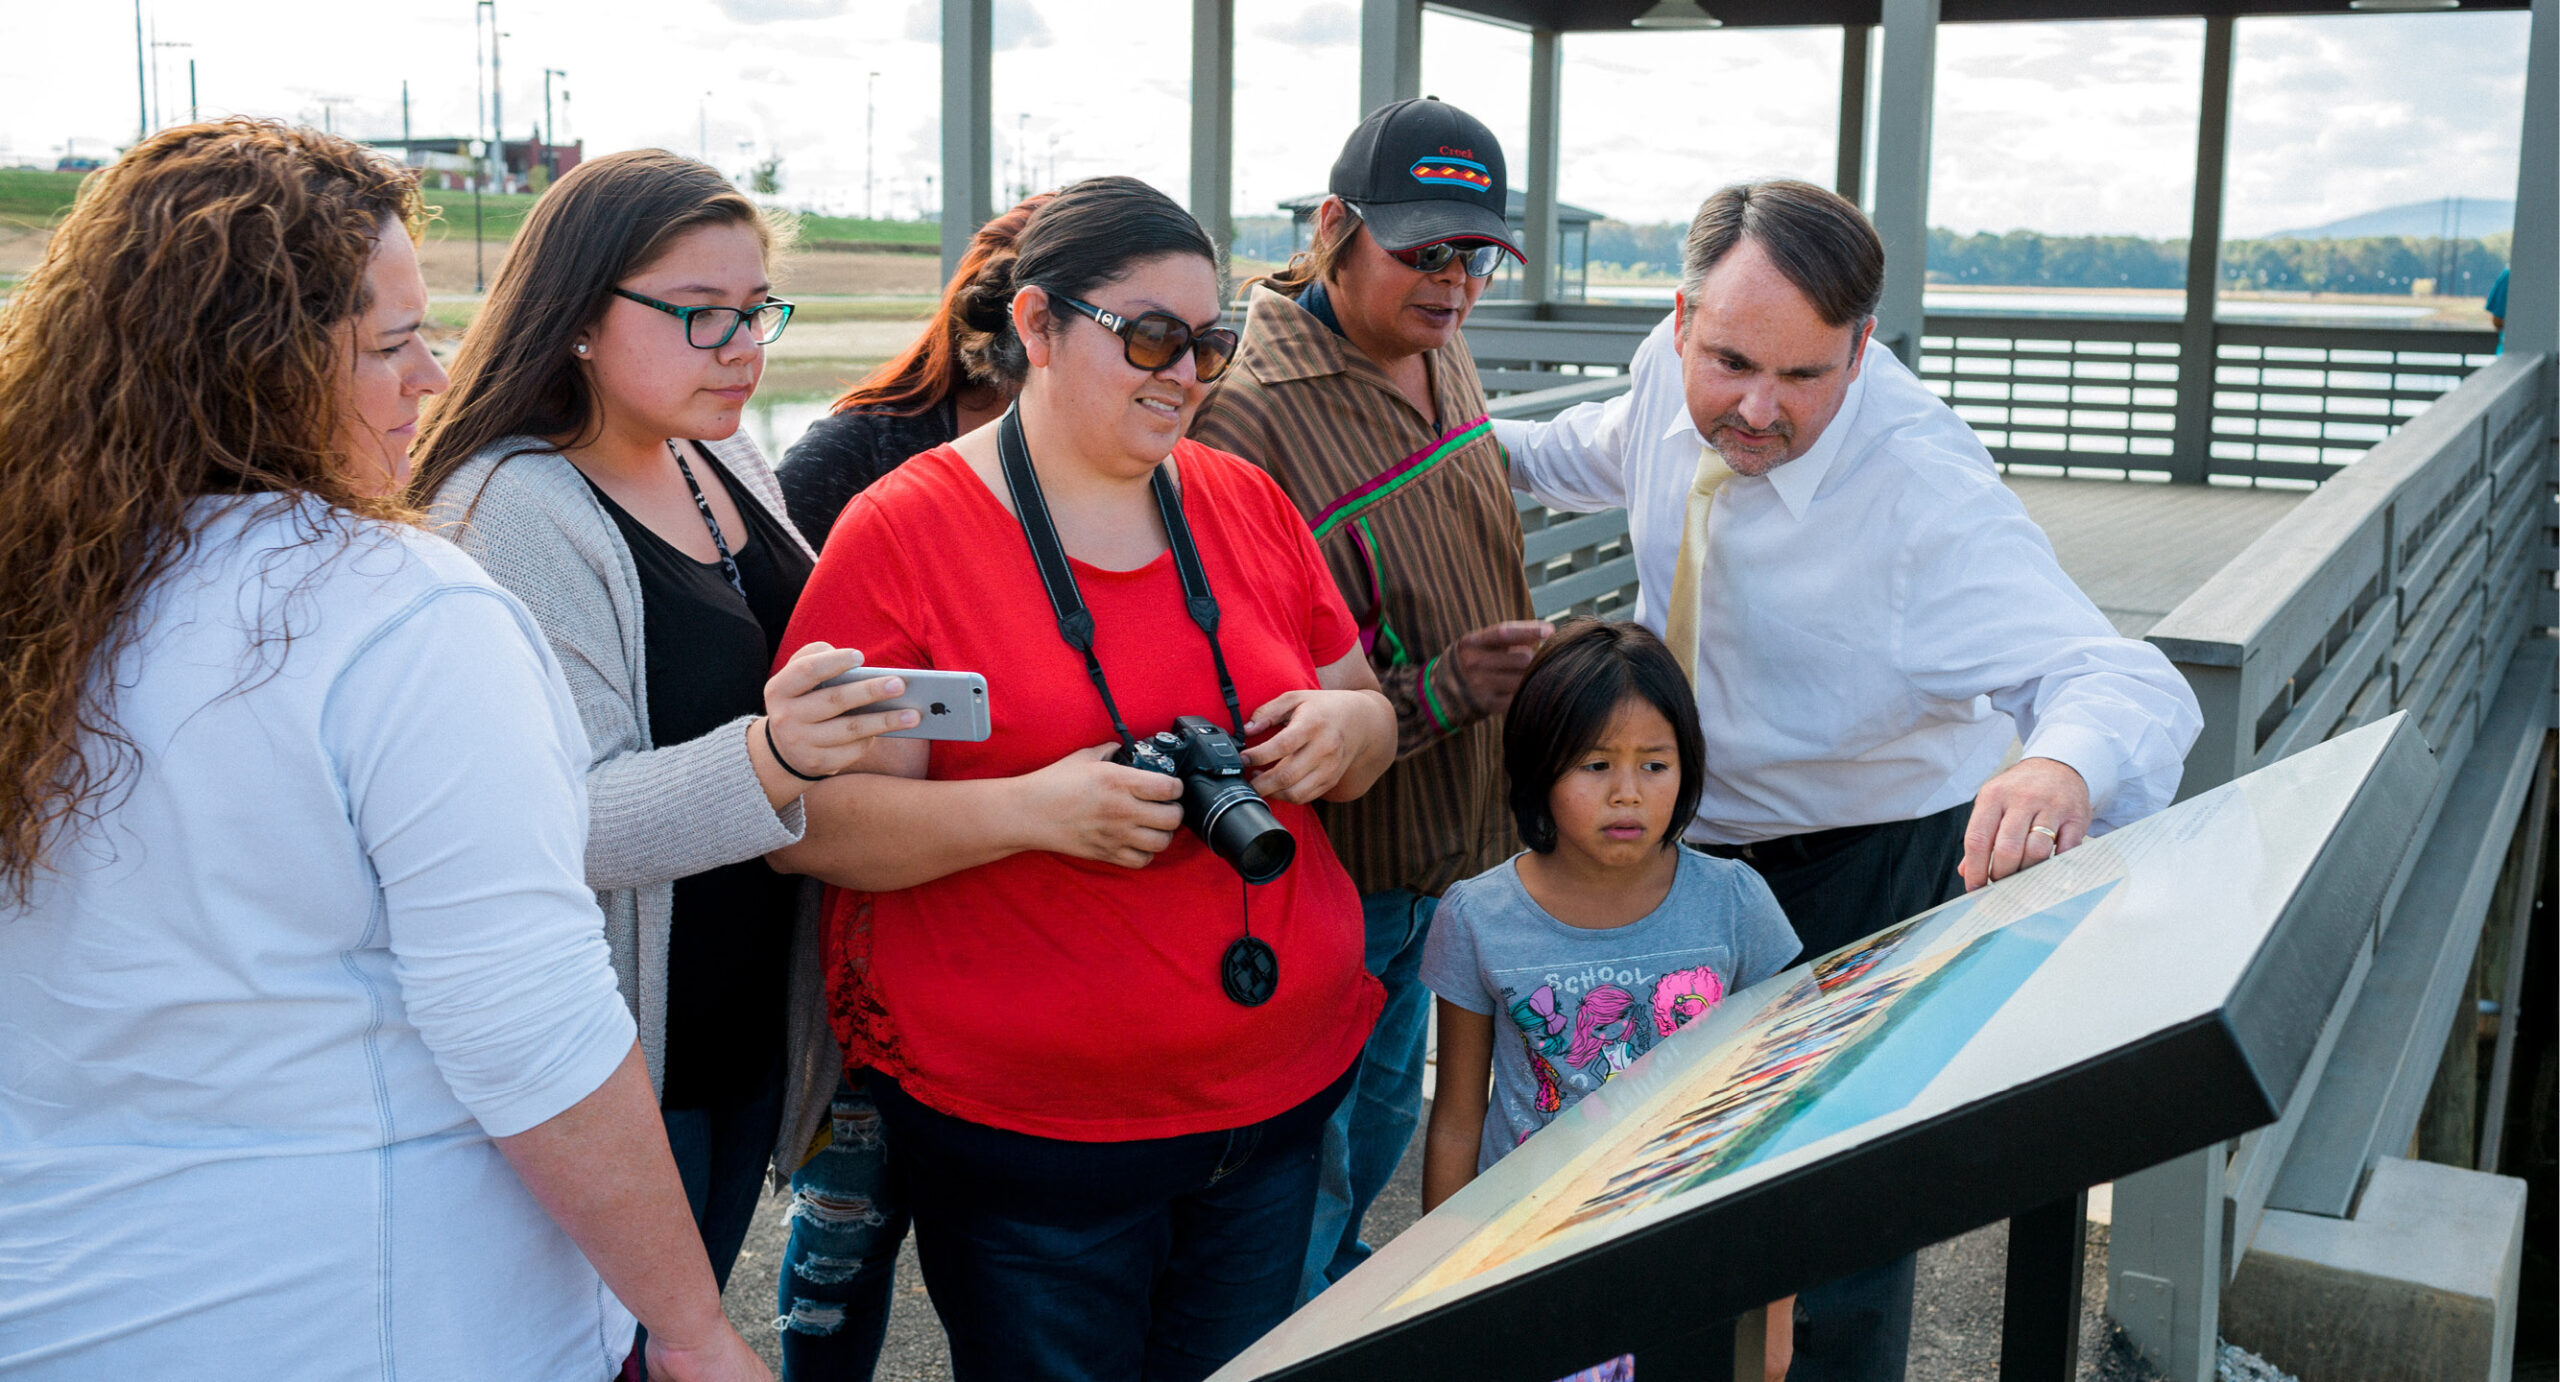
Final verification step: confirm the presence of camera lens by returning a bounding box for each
[1187,777,1295,884]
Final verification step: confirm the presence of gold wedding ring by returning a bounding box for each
[2028,824,2059,840]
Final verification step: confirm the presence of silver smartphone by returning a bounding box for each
[818,666,991,742]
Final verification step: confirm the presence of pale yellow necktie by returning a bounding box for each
[1662,443,1735,683]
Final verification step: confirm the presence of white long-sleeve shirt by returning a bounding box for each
[1494,316,2201,844]
[0,496,639,1379]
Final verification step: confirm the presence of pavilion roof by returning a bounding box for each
[1430,0,2524,30]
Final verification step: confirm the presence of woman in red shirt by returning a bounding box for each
[773,176,1394,1381]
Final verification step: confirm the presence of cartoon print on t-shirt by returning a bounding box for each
[1498,961,1734,1130]
[1566,985,1641,1077]
[1650,964,1727,1035]
[1507,984,1570,1114]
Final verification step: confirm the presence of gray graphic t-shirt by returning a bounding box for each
[1421,847,1800,1173]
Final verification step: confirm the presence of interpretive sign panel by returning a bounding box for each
[1214,715,2434,1382]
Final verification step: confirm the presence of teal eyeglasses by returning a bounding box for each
[612,288,795,349]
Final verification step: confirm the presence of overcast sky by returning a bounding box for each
[4,1,2531,238]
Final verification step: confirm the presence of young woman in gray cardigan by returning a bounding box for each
[412,151,910,1298]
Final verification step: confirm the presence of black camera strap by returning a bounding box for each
[996,405,1246,742]
[996,405,1277,1008]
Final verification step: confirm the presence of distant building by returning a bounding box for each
[364,135,583,194]
[1276,188,1601,302]
[54,156,104,173]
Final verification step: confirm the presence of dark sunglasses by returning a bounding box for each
[1346,203,1507,278]
[1053,295,1239,382]
[612,287,795,349]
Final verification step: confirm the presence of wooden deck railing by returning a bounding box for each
[1461,306,2502,490]
[2110,349,2556,1378]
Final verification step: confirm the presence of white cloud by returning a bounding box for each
[1255,3,1354,48]
[717,0,849,21]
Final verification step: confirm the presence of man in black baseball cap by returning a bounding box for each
[1191,95,1548,1305]
[1328,95,1525,264]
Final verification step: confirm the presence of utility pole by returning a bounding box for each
[488,0,503,190]
[699,92,711,161]
[543,68,565,150]
[133,0,147,144]
[402,80,411,145]
[865,71,879,221]
[150,36,190,128]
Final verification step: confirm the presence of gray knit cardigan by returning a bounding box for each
[428,430,837,1188]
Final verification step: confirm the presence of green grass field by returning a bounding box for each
[1,165,936,250]
[0,169,87,228]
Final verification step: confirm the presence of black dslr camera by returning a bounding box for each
[1116,715,1296,884]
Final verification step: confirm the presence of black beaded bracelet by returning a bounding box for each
[763,717,828,783]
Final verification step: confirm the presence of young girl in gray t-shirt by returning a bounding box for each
[1419,618,1799,1194]
[1419,619,1802,1372]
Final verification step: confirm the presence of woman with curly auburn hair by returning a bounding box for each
[0,121,766,1382]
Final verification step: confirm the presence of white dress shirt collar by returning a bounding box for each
[1655,335,1879,523]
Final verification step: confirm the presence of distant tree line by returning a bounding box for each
[1926,227,2508,296]
[1227,213,2509,298]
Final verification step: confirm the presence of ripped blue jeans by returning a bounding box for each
[775,1069,910,1379]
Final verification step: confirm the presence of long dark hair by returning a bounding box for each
[832,193,1049,417]
[0,119,422,905]
[408,149,786,503]
[1503,619,1706,854]
[959,176,1219,386]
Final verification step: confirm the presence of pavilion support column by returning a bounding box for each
[1360,0,1421,119]
[2505,0,2557,356]
[939,0,993,280]
[1837,25,1871,207]
[2169,16,2236,486]
[1522,28,1563,305]
[1869,0,1937,369]
[1190,0,1235,273]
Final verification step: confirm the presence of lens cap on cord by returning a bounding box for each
[1223,936,1279,1007]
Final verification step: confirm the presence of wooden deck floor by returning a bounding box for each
[2005,476,2307,638]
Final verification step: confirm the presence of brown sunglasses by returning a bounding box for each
[1054,295,1239,382]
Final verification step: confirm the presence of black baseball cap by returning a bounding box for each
[1328,97,1523,260]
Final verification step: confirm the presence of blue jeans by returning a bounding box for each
[872,1060,1354,1382]
[776,1071,910,1379]
[1300,888,1437,1302]
[661,1069,785,1293]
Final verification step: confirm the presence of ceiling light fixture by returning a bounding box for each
[2346,0,2458,11]
[1631,0,1724,29]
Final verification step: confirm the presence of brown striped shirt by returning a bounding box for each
[1190,283,1534,898]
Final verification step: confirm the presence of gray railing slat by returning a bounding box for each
[2251,602,2393,765]
[1486,375,1633,422]
[2268,639,2558,1217]
[2390,529,2488,680]
[1527,556,1642,617]
[1521,509,1631,567]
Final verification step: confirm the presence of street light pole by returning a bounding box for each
[543,68,565,150]
[488,1,503,187]
[865,71,879,221]
[699,92,710,162]
[132,0,147,144]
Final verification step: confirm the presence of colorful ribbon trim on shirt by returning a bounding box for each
[1307,413,1492,542]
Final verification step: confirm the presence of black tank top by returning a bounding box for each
[588,448,814,1109]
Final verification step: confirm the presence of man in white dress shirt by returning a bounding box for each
[1494,180,2201,1382]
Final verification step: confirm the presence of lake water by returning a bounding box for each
[743,394,839,462]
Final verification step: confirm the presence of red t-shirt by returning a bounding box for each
[783,439,1383,1140]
